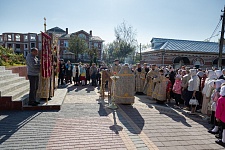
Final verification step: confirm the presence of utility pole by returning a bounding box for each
[140,43,142,61]
[218,6,225,70]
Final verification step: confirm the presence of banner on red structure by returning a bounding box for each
[41,32,52,78]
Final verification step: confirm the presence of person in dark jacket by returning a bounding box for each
[65,60,73,84]
[58,59,66,85]
[26,48,40,106]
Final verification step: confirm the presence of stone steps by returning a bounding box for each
[0,77,26,88]
[0,66,66,111]
[8,85,30,101]
[23,88,67,111]
[0,73,19,81]
[0,70,12,75]
[0,80,29,96]
[0,66,30,110]
[0,66,5,71]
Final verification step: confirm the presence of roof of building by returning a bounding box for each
[90,36,104,41]
[143,38,224,53]
[47,27,66,33]
[60,34,71,38]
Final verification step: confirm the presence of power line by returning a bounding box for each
[205,18,222,41]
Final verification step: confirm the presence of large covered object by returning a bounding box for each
[114,66,135,104]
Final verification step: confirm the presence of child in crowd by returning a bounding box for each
[166,74,172,103]
[215,85,225,146]
[172,74,182,108]
[208,81,221,134]
[79,65,86,86]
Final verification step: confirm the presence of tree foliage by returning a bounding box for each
[0,46,25,66]
[103,21,138,64]
[86,46,98,64]
[68,35,88,61]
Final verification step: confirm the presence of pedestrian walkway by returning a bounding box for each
[0,84,224,150]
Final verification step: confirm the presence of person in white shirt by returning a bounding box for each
[187,69,200,114]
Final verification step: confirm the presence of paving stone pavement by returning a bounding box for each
[0,84,225,150]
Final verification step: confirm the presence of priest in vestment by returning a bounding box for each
[134,63,146,94]
[110,59,121,75]
[152,69,167,102]
[143,64,159,97]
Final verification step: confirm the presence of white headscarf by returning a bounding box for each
[215,70,223,78]
[208,80,215,88]
[207,70,217,79]
[190,69,197,76]
[197,71,204,78]
[215,80,222,89]
[218,79,225,84]
[220,85,225,96]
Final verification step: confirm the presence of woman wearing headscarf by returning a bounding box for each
[208,80,222,133]
[201,70,217,115]
[187,69,200,114]
[215,70,223,80]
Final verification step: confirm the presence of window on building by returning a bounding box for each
[98,43,101,48]
[16,34,20,41]
[78,33,86,40]
[31,43,35,48]
[0,36,2,42]
[30,35,36,40]
[64,41,68,47]
[24,50,28,57]
[94,43,98,48]
[16,44,20,49]
[24,44,28,49]
[8,35,12,41]
[24,35,28,41]
[8,44,12,48]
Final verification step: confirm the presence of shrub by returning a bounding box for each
[0,46,25,66]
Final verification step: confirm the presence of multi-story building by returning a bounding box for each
[141,38,225,69]
[0,33,39,57]
[0,27,104,62]
[47,27,104,62]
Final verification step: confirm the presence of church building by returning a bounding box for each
[141,38,225,69]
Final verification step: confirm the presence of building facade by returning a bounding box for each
[0,33,39,57]
[141,38,225,69]
[52,27,104,62]
[0,27,104,62]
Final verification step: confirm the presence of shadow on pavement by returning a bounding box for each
[0,111,42,144]
[154,104,192,127]
[109,110,123,134]
[118,104,144,134]
[67,84,96,94]
[135,95,211,129]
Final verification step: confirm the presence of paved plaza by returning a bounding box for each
[0,84,225,150]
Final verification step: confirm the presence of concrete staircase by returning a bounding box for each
[0,66,29,110]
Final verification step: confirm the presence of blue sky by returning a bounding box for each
[0,0,224,45]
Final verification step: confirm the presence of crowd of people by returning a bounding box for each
[57,59,225,146]
[133,63,225,147]
[58,59,108,87]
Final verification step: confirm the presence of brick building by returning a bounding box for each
[47,27,104,63]
[0,27,104,62]
[141,38,225,69]
[0,33,39,57]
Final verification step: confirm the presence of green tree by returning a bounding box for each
[86,46,98,65]
[68,35,88,62]
[0,46,25,66]
[104,21,137,64]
